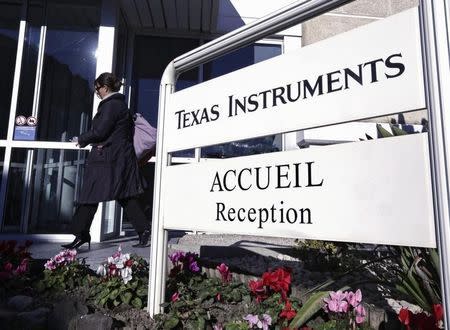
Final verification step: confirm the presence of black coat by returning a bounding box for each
[77,93,144,204]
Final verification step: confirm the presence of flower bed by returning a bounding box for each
[0,240,445,330]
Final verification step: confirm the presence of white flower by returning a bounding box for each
[120,267,133,284]
[96,264,107,276]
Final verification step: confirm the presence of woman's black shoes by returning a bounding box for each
[133,229,151,248]
[61,234,91,250]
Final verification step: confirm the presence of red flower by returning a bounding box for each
[171,292,180,302]
[216,293,221,302]
[248,279,267,302]
[262,268,291,299]
[411,312,437,330]
[280,300,297,320]
[433,304,443,322]
[398,308,411,329]
[216,263,232,283]
[125,259,133,267]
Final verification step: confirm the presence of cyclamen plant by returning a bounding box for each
[168,251,201,276]
[243,314,272,330]
[44,249,77,270]
[0,240,32,280]
[96,246,133,284]
[323,289,367,327]
[398,304,444,330]
[38,248,90,293]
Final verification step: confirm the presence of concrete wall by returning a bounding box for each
[216,0,302,36]
[302,0,425,125]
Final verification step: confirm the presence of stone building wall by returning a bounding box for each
[302,0,425,125]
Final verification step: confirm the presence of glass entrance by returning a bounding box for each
[0,0,101,235]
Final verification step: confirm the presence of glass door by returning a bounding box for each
[0,0,101,235]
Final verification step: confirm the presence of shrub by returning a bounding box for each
[36,249,91,293]
[89,246,149,309]
[0,240,32,281]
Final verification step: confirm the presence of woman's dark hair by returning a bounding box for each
[94,72,122,92]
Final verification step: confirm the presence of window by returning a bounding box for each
[14,0,101,142]
[3,148,88,233]
[0,0,22,139]
[201,43,282,158]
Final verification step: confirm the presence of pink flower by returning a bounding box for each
[171,292,180,302]
[14,259,28,275]
[324,290,349,313]
[54,254,65,264]
[44,259,56,271]
[169,251,184,264]
[112,246,122,258]
[347,289,362,308]
[355,304,366,324]
[260,314,272,330]
[216,263,231,283]
[243,314,259,327]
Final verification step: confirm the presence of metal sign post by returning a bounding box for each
[148,0,356,316]
[419,0,450,324]
[147,1,450,327]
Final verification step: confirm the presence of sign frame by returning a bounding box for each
[147,0,450,325]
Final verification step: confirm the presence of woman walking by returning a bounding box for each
[62,72,151,249]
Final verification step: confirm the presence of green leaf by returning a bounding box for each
[120,291,133,305]
[109,289,119,300]
[99,296,108,307]
[230,289,242,302]
[377,124,393,138]
[164,316,179,329]
[131,297,143,309]
[290,287,348,329]
[136,286,148,297]
[100,289,110,299]
[390,124,408,136]
[113,299,121,307]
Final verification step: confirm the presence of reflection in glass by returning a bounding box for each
[0,148,4,188]
[15,1,44,127]
[133,36,199,158]
[102,201,120,237]
[132,36,200,127]
[202,44,282,158]
[4,148,88,233]
[15,0,101,142]
[0,1,22,139]
[3,148,27,228]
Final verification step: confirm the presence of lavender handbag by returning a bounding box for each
[132,113,157,161]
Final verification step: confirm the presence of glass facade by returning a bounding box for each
[3,148,87,233]
[14,0,100,143]
[202,43,282,159]
[0,1,282,237]
[0,0,101,235]
[0,0,22,139]
[132,36,200,128]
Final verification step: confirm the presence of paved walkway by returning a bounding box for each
[27,230,297,270]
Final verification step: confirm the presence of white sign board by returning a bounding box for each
[165,8,424,152]
[164,134,435,248]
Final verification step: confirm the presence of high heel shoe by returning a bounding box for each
[132,229,151,248]
[61,233,91,250]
